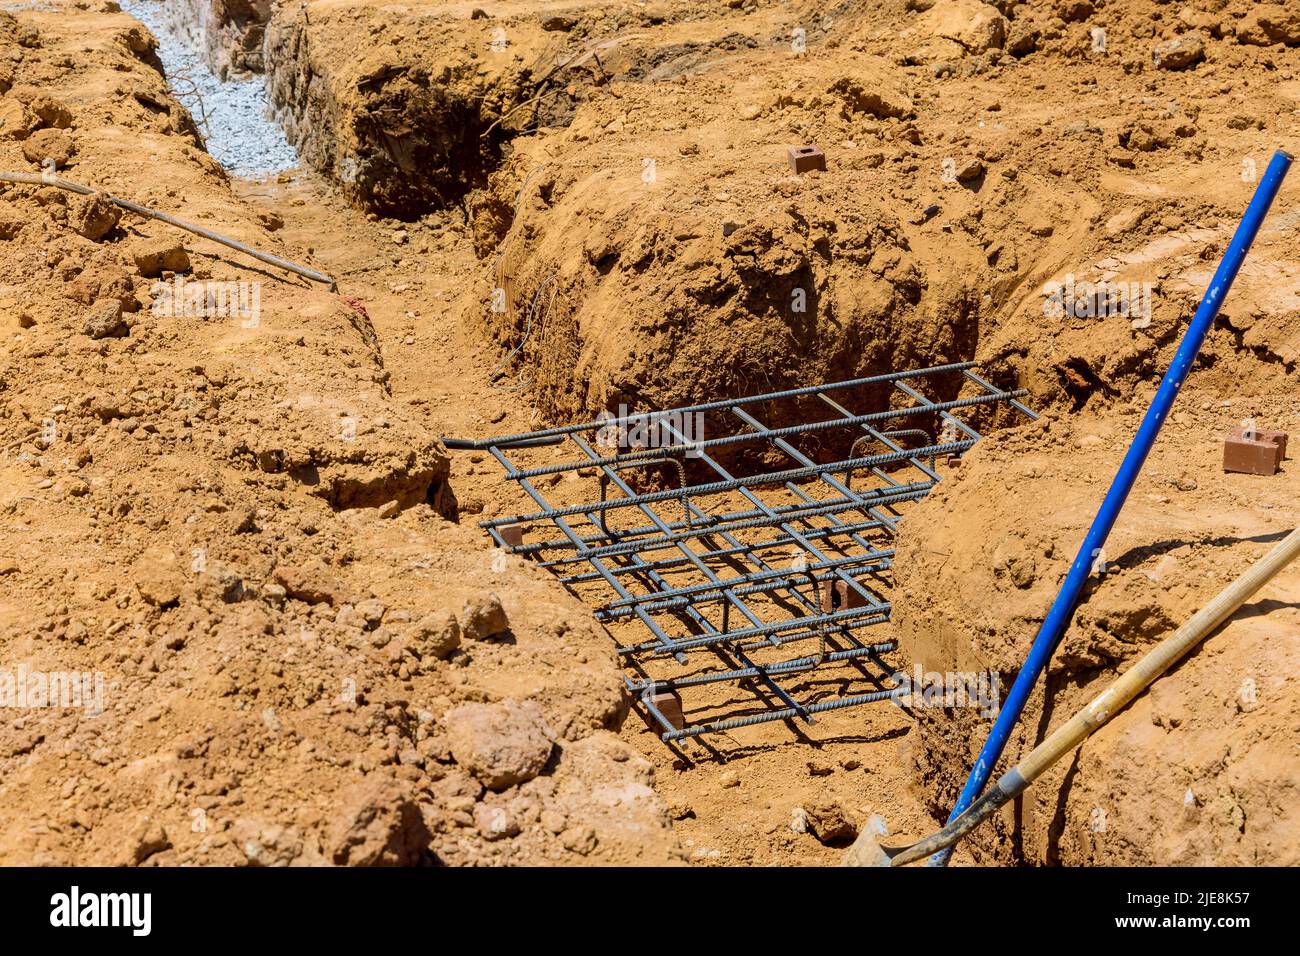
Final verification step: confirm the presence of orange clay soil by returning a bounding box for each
[0,0,1296,865]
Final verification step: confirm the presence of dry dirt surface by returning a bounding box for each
[0,0,1297,867]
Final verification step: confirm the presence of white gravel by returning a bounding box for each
[119,0,298,178]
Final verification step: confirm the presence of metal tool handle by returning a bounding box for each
[932,148,1293,865]
[892,526,1300,866]
[0,171,335,286]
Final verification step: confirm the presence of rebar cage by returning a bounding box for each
[444,361,1036,746]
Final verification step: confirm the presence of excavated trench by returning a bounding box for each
[260,3,589,219]
[153,0,1005,482]
[118,1,482,517]
[132,0,1022,867]
[120,0,295,177]
[123,0,1300,868]
[120,0,985,865]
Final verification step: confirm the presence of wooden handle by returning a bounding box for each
[1017,526,1300,783]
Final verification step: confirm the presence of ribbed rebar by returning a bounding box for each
[456,362,1036,743]
[447,360,982,449]
[659,688,900,741]
[490,441,973,525]
[629,641,898,693]
[621,605,893,657]
[498,389,1023,481]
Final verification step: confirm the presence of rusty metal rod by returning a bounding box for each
[0,171,335,287]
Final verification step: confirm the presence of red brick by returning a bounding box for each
[646,689,684,732]
[496,523,525,548]
[1223,428,1281,475]
[819,577,870,613]
[788,144,826,174]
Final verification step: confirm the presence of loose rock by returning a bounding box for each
[327,775,431,866]
[443,698,554,791]
[21,127,74,166]
[408,609,460,659]
[1237,4,1300,47]
[70,194,120,241]
[474,804,521,840]
[126,817,171,865]
[460,592,509,640]
[132,239,190,277]
[272,559,337,605]
[83,298,128,339]
[955,158,985,182]
[920,0,1007,53]
[806,801,859,846]
[1153,34,1205,71]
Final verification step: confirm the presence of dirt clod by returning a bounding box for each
[444,699,555,791]
[327,775,431,866]
[82,297,127,338]
[408,609,460,660]
[460,592,509,641]
[69,193,120,240]
[1154,34,1206,70]
[127,817,171,865]
[806,801,858,846]
[131,238,190,277]
[21,126,74,165]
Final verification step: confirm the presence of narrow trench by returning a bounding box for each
[120,0,514,517]
[119,0,296,178]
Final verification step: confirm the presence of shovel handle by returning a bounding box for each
[890,526,1300,867]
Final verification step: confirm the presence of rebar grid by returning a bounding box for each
[445,362,1035,744]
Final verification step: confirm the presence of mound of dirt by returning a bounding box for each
[444,0,1298,431]
[211,0,1300,431]
[260,0,778,218]
[4,0,1299,870]
[464,54,988,427]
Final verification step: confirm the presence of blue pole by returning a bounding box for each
[931,149,1293,866]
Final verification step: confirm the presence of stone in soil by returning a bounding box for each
[444,699,555,791]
